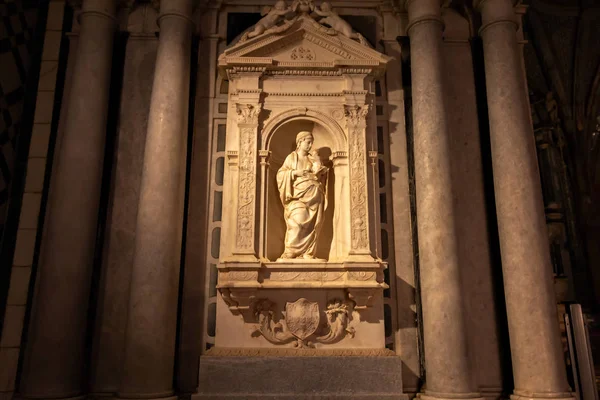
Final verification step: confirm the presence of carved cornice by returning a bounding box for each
[267,70,342,76]
[263,91,344,97]
[226,66,267,80]
[226,151,238,166]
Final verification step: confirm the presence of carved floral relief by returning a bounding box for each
[235,104,262,251]
[345,105,370,251]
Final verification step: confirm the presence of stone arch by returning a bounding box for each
[261,107,347,152]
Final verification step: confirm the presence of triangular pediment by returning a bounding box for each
[218,16,390,73]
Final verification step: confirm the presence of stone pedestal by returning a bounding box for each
[193,352,408,400]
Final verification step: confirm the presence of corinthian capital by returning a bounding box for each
[236,104,262,125]
[344,104,370,127]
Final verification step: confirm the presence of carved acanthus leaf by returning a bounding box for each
[344,104,370,127]
[236,103,262,124]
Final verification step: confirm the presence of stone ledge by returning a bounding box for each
[205,347,396,357]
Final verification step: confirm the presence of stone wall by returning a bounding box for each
[0,2,64,399]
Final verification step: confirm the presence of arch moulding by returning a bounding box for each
[262,107,347,151]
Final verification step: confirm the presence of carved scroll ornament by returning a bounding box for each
[252,297,355,348]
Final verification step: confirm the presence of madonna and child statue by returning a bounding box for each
[276,131,328,261]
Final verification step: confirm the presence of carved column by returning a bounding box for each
[19,0,118,398]
[406,0,482,398]
[117,0,194,398]
[233,103,262,260]
[477,0,574,398]
[344,104,373,259]
[258,149,271,259]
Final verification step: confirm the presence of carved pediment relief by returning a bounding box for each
[218,4,390,74]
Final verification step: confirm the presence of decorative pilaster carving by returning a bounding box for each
[235,103,262,254]
[344,104,371,253]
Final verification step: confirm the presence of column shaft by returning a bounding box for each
[478,0,573,398]
[406,0,481,398]
[19,1,117,398]
[118,1,193,398]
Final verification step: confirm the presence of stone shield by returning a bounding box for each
[285,298,320,340]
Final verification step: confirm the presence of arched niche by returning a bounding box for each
[262,117,349,262]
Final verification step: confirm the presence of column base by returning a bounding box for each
[510,390,575,400]
[420,391,484,400]
[115,393,177,400]
[17,395,86,400]
[480,387,505,400]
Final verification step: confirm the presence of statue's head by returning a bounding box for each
[320,2,332,11]
[274,0,287,10]
[296,131,314,150]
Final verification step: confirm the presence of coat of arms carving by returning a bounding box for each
[285,298,320,340]
[252,297,355,348]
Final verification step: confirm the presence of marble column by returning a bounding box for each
[19,1,117,398]
[117,0,193,398]
[406,0,482,398]
[477,0,574,398]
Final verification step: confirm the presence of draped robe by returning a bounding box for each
[276,151,327,258]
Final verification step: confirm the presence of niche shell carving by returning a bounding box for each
[253,298,355,348]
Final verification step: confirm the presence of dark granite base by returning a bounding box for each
[193,355,409,400]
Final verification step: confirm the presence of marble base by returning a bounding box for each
[193,354,409,399]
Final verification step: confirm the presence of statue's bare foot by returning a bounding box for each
[275,252,295,262]
[301,254,326,262]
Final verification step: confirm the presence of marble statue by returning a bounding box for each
[240,1,292,42]
[314,2,368,45]
[237,0,369,46]
[291,0,315,14]
[276,131,328,260]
